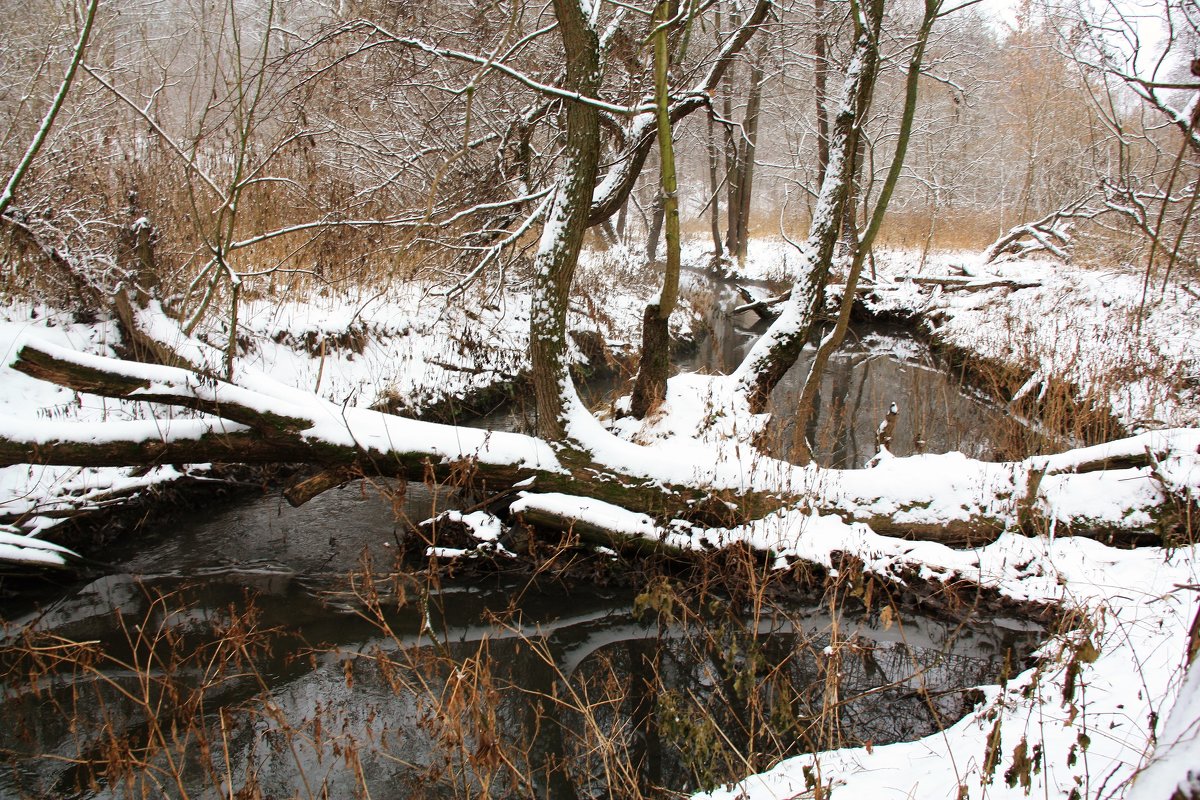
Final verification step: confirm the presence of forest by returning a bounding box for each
[0,0,1198,797]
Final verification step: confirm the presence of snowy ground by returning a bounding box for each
[2,239,1199,798]
[0,246,688,549]
[866,248,1200,434]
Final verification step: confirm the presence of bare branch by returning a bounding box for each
[0,0,99,217]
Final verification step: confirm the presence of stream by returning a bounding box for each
[0,282,1050,798]
[486,281,1047,467]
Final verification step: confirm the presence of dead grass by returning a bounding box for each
[685,204,1184,274]
[0,538,1038,799]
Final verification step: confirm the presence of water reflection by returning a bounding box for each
[1,568,1040,799]
[685,287,1049,467]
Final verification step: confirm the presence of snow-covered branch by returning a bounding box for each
[4,339,1198,549]
[0,0,98,217]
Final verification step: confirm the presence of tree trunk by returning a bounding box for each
[707,110,725,259]
[733,1,885,413]
[734,49,766,265]
[814,0,830,189]
[790,0,941,452]
[630,303,671,418]
[645,190,666,263]
[631,0,683,418]
[723,51,743,257]
[529,0,603,441]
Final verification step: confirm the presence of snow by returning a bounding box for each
[561,242,1200,799]
[690,535,1199,800]
[129,299,224,372]
[511,490,663,538]
[0,259,683,547]
[2,238,1199,799]
[681,510,1198,798]
[495,489,1199,799]
[863,249,1200,432]
[637,242,1200,799]
[0,527,76,566]
[683,238,813,283]
[1130,651,1200,800]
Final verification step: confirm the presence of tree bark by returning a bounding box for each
[733,49,766,265]
[653,0,683,321]
[4,339,1194,550]
[707,111,725,259]
[529,0,603,441]
[645,190,665,263]
[723,37,743,257]
[630,303,671,418]
[630,0,684,418]
[813,0,830,188]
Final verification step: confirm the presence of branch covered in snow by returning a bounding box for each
[3,340,1198,550]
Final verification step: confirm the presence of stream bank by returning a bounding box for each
[0,267,1127,567]
[3,247,1197,800]
[850,295,1125,451]
[0,486,1053,799]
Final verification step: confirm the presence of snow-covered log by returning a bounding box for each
[2,338,791,524]
[4,338,1198,552]
[733,285,791,318]
[0,527,79,569]
[982,203,1097,264]
[895,274,1042,291]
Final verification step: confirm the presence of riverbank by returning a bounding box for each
[2,240,1198,799]
[708,239,1200,436]
[0,247,699,561]
[8,242,1195,562]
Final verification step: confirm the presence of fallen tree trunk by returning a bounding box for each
[4,338,1197,549]
[734,285,790,318]
[3,338,789,527]
[895,275,1042,291]
[982,203,1095,264]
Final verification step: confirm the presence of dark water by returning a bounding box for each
[1,554,1041,799]
[0,282,1048,798]
[481,282,1048,467]
[0,486,1042,798]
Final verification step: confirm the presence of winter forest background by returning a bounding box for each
[1,0,1199,798]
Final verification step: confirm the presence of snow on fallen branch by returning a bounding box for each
[894,274,1042,292]
[0,526,79,569]
[14,338,314,437]
[982,201,1100,264]
[734,285,791,318]
[2,337,1198,552]
[1030,429,1200,475]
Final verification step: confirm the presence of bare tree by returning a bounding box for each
[630,0,686,419]
[1054,0,1200,294]
[732,0,886,414]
